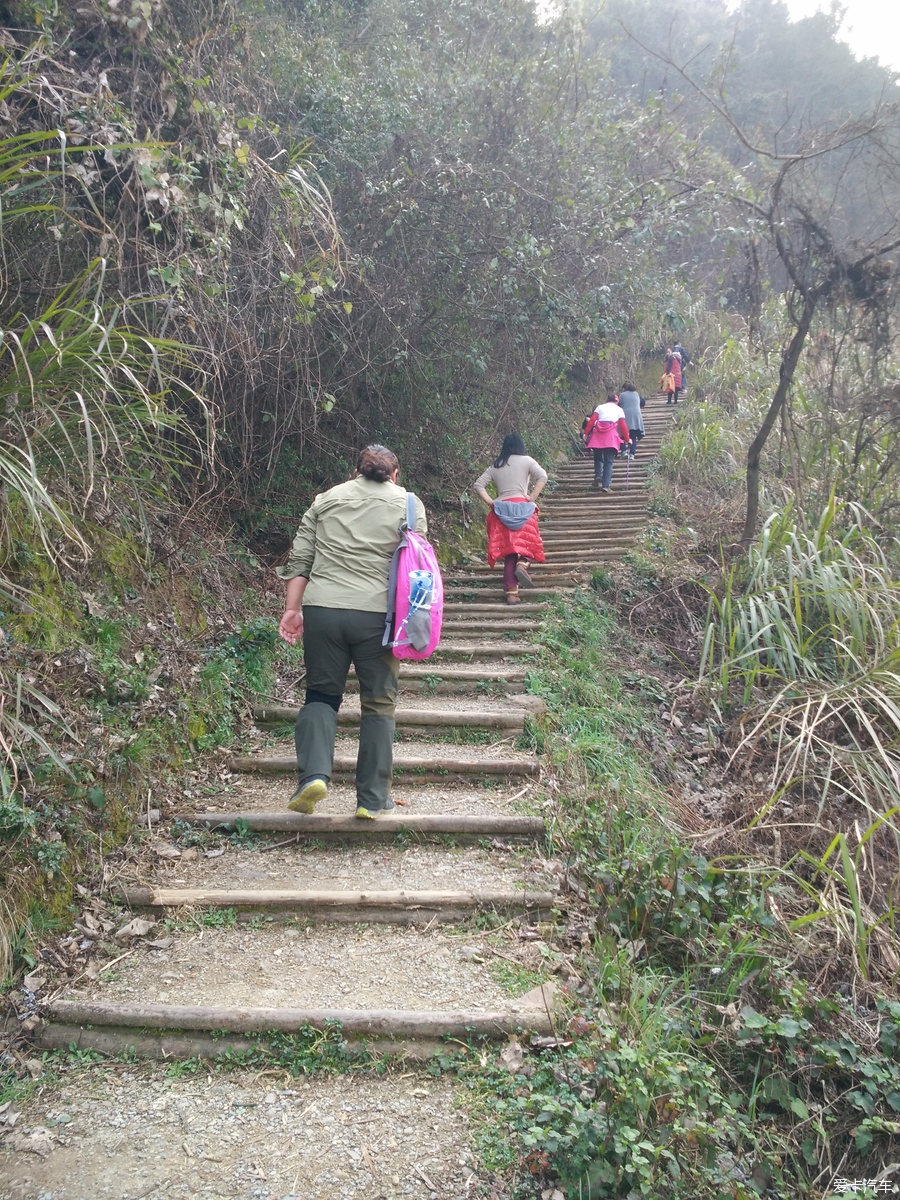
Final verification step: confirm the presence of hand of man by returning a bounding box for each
[279,609,304,645]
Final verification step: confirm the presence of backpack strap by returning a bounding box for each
[405,491,417,532]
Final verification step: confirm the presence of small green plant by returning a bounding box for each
[230,817,259,848]
[197,907,238,929]
[420,673,442,696]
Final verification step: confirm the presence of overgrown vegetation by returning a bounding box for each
[464,590,900,1198]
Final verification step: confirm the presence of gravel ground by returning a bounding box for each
[73,924,523,1010]
[0,1069,485,1200]
[129,840,550,895]
[186,776,543,818]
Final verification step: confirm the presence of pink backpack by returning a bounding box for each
[382,493,443,660]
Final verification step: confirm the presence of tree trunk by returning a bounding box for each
[741,295,817,546]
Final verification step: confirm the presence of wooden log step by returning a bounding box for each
[44,1000,554,1041]
[542,547,636,560]
[447,567,611,582]
[543,515,645,526]
[543,538,638,550]
[441,621,541,634]
[229,753,540,778]
[432,642,538,657]
[392,665,527,680]
[386,678,526,695]
[443,585,577,598]
[181,811,545,839]
[254,705,525,730]
[443,602,548,613]
[118,885,554,918]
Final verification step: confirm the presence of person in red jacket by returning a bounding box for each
[665,349,683,403]
[582,394,630,492]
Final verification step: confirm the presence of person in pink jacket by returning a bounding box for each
[582,394,630,492]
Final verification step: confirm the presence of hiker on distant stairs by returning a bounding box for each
[583,394,630,493]
[474,433,547,606]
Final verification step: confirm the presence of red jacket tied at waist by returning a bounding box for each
[486,497,545,568]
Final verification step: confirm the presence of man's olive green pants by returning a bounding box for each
[295,607,399,812]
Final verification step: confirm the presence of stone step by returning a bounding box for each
[37,999,554,1058]
[181,811,545,840]
[254,705,526,730]
[230,752,540,780]
[118,884,554,922]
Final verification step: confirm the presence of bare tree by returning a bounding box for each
[624,26,900,543]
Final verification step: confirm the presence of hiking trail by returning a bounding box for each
[0,395,676,1200]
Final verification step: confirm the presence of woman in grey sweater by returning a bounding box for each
[474,433,548,603]
[618,384,645,457]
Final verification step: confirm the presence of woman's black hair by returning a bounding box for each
[493,432,526,469]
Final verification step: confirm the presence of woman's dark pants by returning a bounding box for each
[592,447,616,489]
[295,607,399,813]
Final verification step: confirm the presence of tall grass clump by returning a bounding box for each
[657,400,739,488]
[701,498,900,975]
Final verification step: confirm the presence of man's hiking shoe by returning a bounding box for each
[288,776,327,813]
[600,487,611,494]
[515,563,535,589]
[355,805,377,819]
[355,801,394,819]
[591,478,601,490]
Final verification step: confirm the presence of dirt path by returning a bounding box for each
[0,397,674,1200]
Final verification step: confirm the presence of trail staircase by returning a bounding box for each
[36,395,676,1060]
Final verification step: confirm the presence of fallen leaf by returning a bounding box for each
[204,848,225,859]
[114,917,156,941]
[80,911,100,934]
[500,1038,524,1073]
[23,1060,43,1079]
[145,938,174,951]
[23,970,47,993]
[153,843,182,859]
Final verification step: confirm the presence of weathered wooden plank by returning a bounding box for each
[182,812,545,837]
[119,886,554,911]
[254,706,524,729]
[46,1000,555,1038]
[228,754,540,777]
